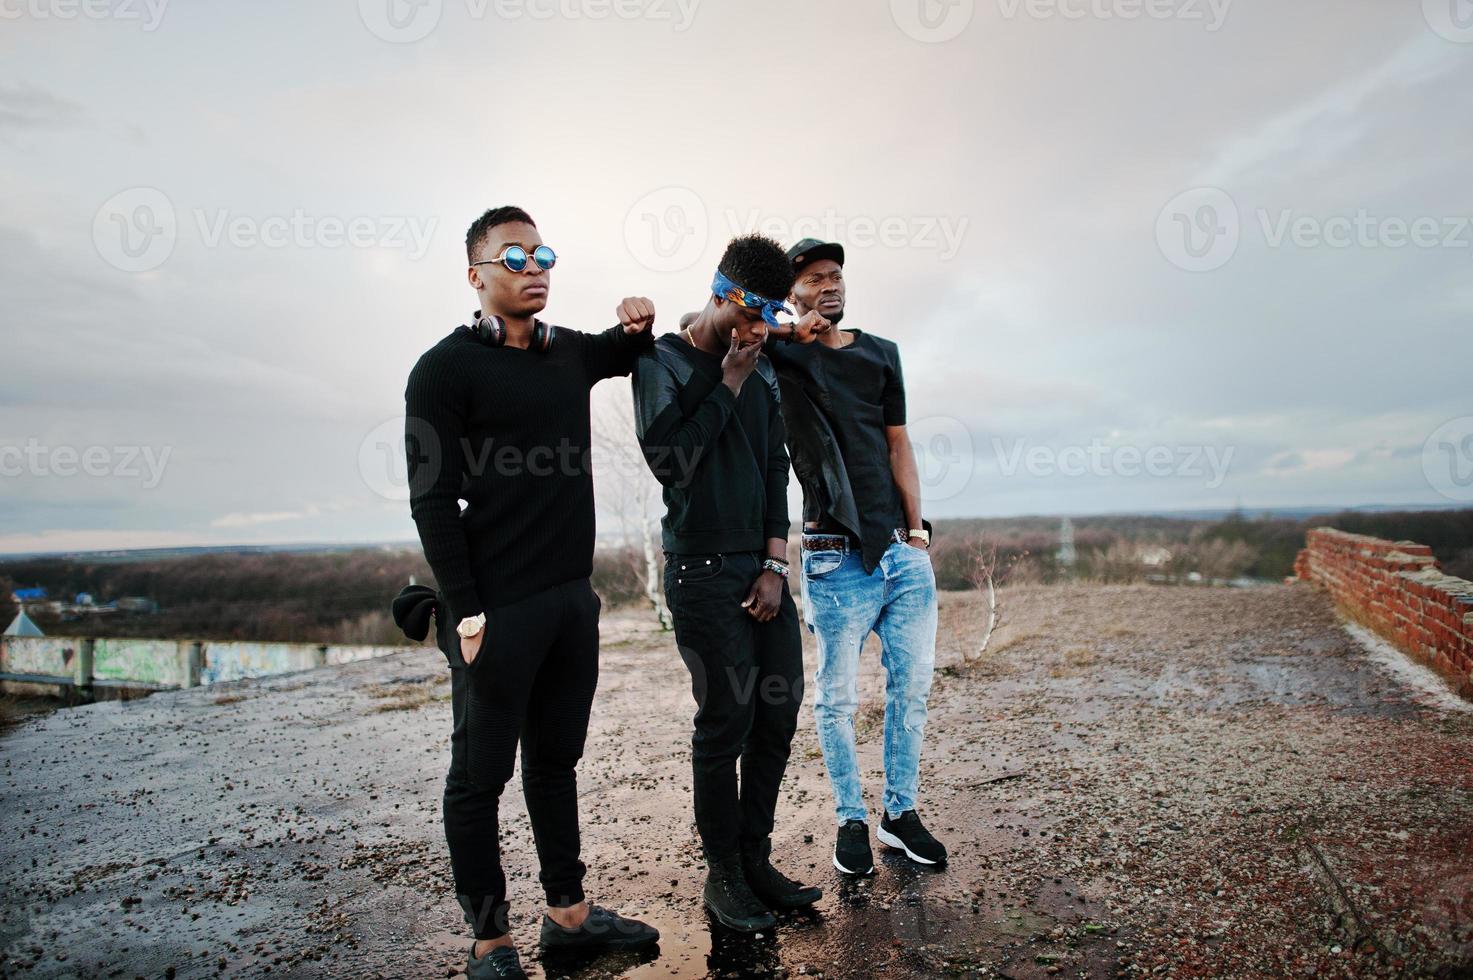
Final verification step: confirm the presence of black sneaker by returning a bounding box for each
[877,810,947,866]
[466,943,527,980]
[833,820,875,876]
[741,838,822,909]
[538,903,660,951]
[703,854,778,932]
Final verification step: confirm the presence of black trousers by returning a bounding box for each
[437,577,601,940]
[663,551,804,860]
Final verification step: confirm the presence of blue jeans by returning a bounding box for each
[801,537,938,825]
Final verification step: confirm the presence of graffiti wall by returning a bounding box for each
[92,638,190,688]
[198,643,322,686]
[0,637,81,681]
[2,635,422,692]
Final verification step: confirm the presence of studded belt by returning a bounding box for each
[801,528,912,552]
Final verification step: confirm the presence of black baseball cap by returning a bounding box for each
[786,238,845,270]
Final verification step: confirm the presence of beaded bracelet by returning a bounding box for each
[762,558,790,578]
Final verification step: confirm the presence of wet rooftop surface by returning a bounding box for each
[2,583,1470,979]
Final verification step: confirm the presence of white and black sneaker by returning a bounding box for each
[833,820,875,875]
[877,810,947,866]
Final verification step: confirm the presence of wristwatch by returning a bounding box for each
[456,613,486,639]
[908,528,931,546]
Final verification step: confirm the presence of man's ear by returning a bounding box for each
[467,265,482,290]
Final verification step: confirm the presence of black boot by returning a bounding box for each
[741,838,823,910]
[703,854,777,932]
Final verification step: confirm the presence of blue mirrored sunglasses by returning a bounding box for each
[474,244,557,272]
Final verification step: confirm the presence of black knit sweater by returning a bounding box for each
[404,320,653,622]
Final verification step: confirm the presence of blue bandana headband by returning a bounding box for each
[711,269,792,327]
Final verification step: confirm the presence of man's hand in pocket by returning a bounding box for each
[461,630,484,667]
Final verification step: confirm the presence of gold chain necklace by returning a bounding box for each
[682,325,710,354]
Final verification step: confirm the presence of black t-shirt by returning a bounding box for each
[765,329,907,574]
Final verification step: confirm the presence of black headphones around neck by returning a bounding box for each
[467,311,556,353]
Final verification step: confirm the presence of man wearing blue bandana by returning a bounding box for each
[631,234,822,932]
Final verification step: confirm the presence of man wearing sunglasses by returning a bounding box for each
[631,234,822,933]
[405,205,659,980]
[762,239,945,878]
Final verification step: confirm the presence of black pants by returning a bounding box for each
[663,551,804,860]
[437,577,601,940]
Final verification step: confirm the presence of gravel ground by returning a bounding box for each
[1,582,1469,979]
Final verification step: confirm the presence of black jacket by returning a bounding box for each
[765,331,924,574]
[631,335,791,555]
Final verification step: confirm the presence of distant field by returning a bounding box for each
[929,508,1473,588]
[2,509,1468,645]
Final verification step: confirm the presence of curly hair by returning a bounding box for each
[717,233,795,302]
[466,206,535,264]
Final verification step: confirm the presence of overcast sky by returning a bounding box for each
[1,0,1470,554]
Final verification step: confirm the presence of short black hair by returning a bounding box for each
[466,206,535,264]
[717,234,795,302]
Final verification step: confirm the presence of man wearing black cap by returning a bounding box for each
[765,238,947,877]
[631,233,822,932]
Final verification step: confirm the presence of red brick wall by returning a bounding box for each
[1295,527,1473,700]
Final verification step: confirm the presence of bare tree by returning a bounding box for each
[1171,535,1258,584]
[592,391,671,630]
[964,537,1002,660]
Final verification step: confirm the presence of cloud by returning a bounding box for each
[1197,36,1465,190]
[210,511,307,529]
[0,82,84,135]
[1,2,1468,546]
